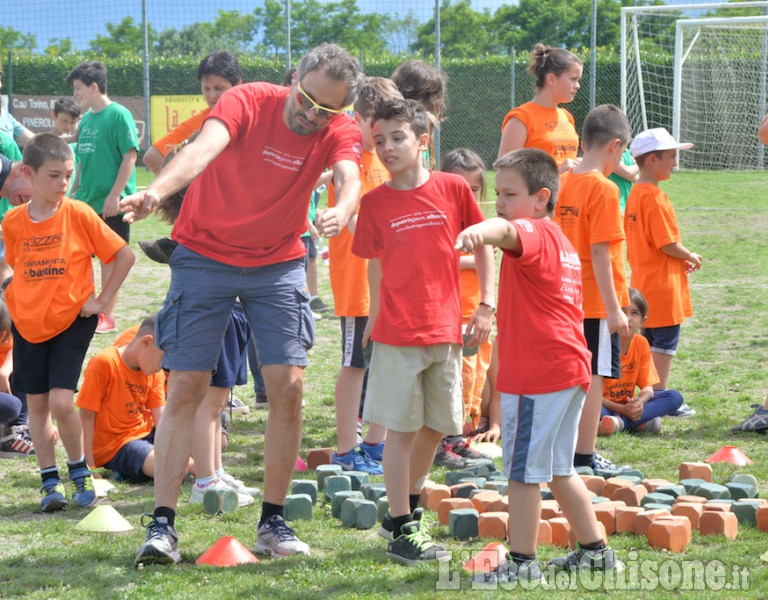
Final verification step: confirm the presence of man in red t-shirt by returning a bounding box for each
[122,44,364,565]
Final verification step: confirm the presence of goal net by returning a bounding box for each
[622,3,768,170]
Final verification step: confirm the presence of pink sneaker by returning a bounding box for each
[95,313,117,334]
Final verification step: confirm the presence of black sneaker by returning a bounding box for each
[134,515,181,566]
[386,520,449,566]
[138,238,178,265]
[378,507,423,541]
[433,439,467,470]
[732,404,768,433]
[547,544,622,572]
[254,392,268,410]
[472,557,543,586]
[449,438,491,461]
[309,296,332,313]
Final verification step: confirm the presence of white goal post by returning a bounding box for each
[621,2,768,170]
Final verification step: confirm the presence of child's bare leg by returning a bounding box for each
[48,388,82,461]
[27,393,56,467]
[100,260,119,317]
[193,386,229,479]
[507,480,542,556]
[382,429,416,517]
[364,422,387,445]
[651,352,673,390]
[575,374,603,456]
[550,474,604,544]
[409,425,443,493]
[335,366,366,453]
[142,451,156,478]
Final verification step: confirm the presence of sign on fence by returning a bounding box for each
[150,95,208,143]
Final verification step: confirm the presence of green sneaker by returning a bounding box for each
[547,544,622,572]
[386,520,449,566]
[40,480,68,512]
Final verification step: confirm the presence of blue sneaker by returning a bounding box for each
[332,447,383,475]
[359,441,384,464]
[69,467,97,508]
[40,479,68,512]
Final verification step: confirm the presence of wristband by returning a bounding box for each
[479,302,496,314]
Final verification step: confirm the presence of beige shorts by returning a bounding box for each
[363,342,464,435]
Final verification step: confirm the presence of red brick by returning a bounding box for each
[675,494,707,505]
[437,498,474,526]
[612,484,647,507]
[757,506,768,532]
[478,511,509,540]
[471,491,503,514]
[679,462,713,483]
[700,511,738,539]
[548,517,572,548]
[487,496,509,513]
[635,509,667,537]
[580,475,605,496]
[603,477,634,500]
[616,507,644,533]
[537,520,552,546]
[671,502,703,530]
[569,522,607,549]
[541,499,562,521]
[424,485,452,512]
[648,518,691,553]
[702,502,732,513]
[306,448,333,470]
[593,504,617,535]
[643,478,673,493]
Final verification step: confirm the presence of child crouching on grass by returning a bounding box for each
[352,99,495,565]
[455,148,621,584]
[599,288,684,436]
[2,133,134,511]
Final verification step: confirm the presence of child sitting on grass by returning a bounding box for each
[599,288,684,436]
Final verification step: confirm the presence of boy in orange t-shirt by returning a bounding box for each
[327,77,401,474]
[553,104,631,472]
[625,127,701,396]
[77,315,168,482]
[2,133,134,511]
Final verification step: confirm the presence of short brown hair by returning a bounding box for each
[494,148,559,213]
[23,133,73,171]
[354,77,402,119]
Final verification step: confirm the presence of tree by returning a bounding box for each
[412,0,500,58]
[0,26,36,54]
[384,10,421,56]
[155,10,257,57]
[44,38,75,58]
[89,16,158,58]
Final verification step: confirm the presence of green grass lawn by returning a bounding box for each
[1,169,768,599]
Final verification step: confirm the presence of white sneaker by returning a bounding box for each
[254,514,309,556]
[219,471,261,497]
[189,479,254,509]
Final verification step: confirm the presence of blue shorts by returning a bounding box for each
[103,430,155,483]
[210,302,250,388]
[340,316,368,369]
[12,315,98,394]
[157,245,314,372]
[644,325,681,355]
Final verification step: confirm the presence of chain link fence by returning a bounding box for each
[4,0,762,169]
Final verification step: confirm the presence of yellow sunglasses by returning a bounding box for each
[296,79,345,120]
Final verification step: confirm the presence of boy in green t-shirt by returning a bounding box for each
[67,61,139,334]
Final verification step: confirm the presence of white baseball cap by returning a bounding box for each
[629,128,693,157]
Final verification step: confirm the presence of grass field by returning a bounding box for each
[1,169,767,599]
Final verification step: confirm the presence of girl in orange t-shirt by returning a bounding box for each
[499,44,582,172]
[598,289,683,436]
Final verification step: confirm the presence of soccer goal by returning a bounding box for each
[621,2,768,170]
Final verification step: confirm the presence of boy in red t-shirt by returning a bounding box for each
[625,127,701,405]
[77,315,169,482]
[553,104,631,472]
[352,99,494,565]
[327,77,402,474]
[2,133,134,511]
[456,148,621,584]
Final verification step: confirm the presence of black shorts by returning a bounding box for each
[12,315,98,394]
[103,214,130,243]
[583,318,620,379]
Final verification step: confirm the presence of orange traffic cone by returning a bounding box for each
[195,536,260,567]
[462,542,508,572]
[706,446,753,465]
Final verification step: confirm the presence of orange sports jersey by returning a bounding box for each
[2,198,126,343]
[602,334,659,403]
[501,102,579,166]
[0,334,11,365]
[624,183,692,328]
[327,149,389,317]
[75,346,165,467]
[554,170,629,318]
[152,109,210,158]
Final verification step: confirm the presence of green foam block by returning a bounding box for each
[693,482,731,500]
[331,490,364,518]
[449,508,479,539]
[345,471,370,491]
[641,493,675,507]
[291,480,318,505]
[284,494,313,521]
[324,475,352,502]
[316,465,343,491]
[376,496,390,523]
[360,482,387,503]
[340,498,377,529]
